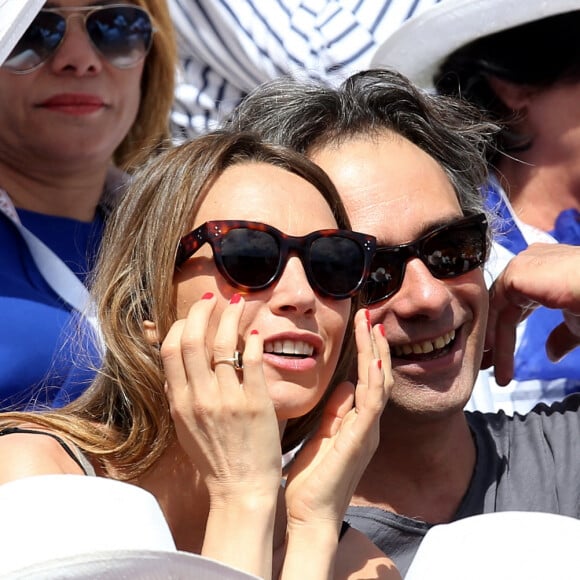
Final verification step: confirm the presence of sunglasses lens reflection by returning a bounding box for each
[4,12,64,71]
[3,7,152,72]
[363,252,402,305]
[86,7,153,68]
[363,217,486,305]
[423,223,486,278]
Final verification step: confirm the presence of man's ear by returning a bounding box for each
[487,76,533,111]
[143,320,161,346]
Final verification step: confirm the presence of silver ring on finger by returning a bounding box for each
[213,350,243,371]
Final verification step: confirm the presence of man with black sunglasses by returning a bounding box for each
[374,0,580,415]
[227,68,580,576]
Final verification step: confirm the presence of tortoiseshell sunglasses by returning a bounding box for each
[176,220,376,300]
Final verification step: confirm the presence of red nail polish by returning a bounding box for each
[365,309,371,322]
[251,329,259,335]
[379,324,386,337]
[377,359,382,370]
[230,293,241,304]
[202,292,213,300]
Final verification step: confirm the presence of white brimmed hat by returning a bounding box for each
[405,512,580,580]
[0,475,259,579]
[371,0,580,88]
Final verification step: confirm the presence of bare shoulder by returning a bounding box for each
[335,526,402,580]
[0,425,85,485]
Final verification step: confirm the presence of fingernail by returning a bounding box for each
[251,329,259,335]
[377,359,382,370]
[365,309,371,323]
[202,292,213,300]
[379,324,385,337]
[230,293,241,304]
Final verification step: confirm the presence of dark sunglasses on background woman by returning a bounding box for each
[3,4,154,73]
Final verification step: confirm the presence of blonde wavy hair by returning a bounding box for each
[0,132,359,481]
[113,0,177,169]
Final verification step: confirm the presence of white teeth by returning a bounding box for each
[264,340,314,356]
[393,329,456,357]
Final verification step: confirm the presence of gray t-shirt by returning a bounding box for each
[345,394,580,576]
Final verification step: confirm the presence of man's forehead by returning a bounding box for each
[310,132,464,243]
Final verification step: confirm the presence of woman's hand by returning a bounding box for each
[161,292,281,578]
[279,308,392,579]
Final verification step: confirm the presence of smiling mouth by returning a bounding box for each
[392,329,456,360]
[264,340,315,358]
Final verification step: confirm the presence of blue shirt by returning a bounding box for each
[486,184,580,384]
[468,179,580,414]
[0,209,104,409]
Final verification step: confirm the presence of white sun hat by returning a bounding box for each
[0,475,258,579]
[371,0,580,88]
[0,0,44,66]
[405,511,580,580]
[4,550,260,580]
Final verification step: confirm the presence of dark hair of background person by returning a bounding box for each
[434,11,580,162]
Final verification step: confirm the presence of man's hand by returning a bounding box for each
[482,243,580,385]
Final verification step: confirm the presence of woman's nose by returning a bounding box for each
[48,15,103,76]
[268,256,317,315]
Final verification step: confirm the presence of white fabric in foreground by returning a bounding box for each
[0,475,175,575]
[0,475,258,579]
[405,511,580,580]
[3,550,259,580]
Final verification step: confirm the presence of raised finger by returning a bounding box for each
[354,309,375,395]
[162,293,217,407]
[178,292,219,387]
[489,316,517,386]
[160,318,189,401]
[239,328,269,400]
[212,293,246,385]
[365,321,392,411]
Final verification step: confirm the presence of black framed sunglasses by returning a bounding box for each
[3,4,154,74]
[362,213,488,305]
[176,220,376,300]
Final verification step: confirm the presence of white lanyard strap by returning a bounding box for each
[0,189,98,330]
